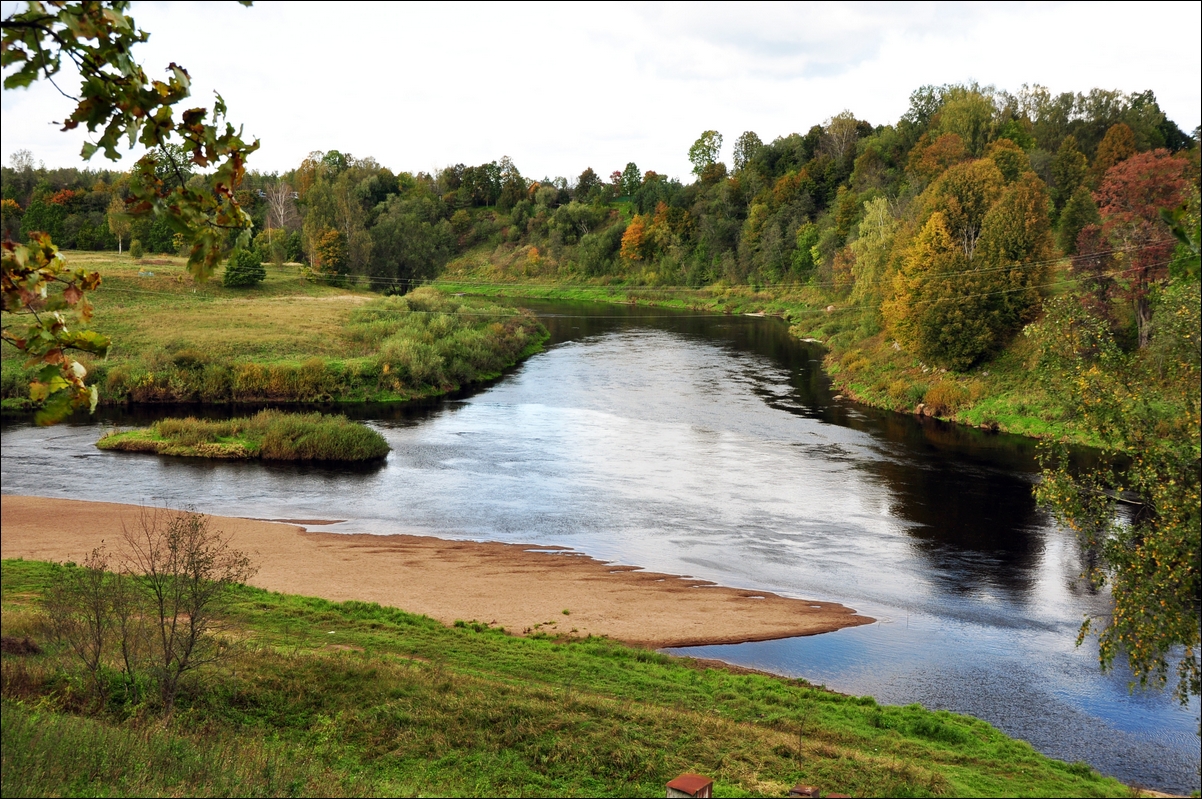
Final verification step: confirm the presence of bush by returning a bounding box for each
[129,238,143,259]
[256,411,390,461]
[222,248,266,287]
[923,381,970,417]
[577,221,626,276]
[41,510,257,712]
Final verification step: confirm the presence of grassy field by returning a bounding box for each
[1,251,547,409]
[0,558,1128,798]
[96,410,390,461]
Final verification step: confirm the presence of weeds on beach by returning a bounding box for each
[2,558,1125,798]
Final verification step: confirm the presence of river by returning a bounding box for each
[1,298,1197,793]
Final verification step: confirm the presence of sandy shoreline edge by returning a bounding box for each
[1,495,873,648]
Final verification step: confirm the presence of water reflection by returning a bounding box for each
[525,300,1053,601]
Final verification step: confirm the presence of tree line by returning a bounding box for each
[4,83,1196,360]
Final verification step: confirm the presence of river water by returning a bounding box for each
[1,299,1197,793]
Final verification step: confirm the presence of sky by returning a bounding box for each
[2,1,1200,182]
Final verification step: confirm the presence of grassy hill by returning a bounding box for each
[1,558,1127,798]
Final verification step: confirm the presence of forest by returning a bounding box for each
[2,82,1197,370]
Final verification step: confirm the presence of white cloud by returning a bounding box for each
[2,1,1198,181]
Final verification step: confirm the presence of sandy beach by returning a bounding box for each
[0,495,872,648]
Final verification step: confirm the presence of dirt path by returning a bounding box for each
[1,495,873,648]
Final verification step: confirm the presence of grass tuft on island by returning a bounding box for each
[96,410,389,462]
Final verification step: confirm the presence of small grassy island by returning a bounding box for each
[96,410,390,462]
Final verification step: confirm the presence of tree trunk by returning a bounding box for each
[1135,267,1151,348]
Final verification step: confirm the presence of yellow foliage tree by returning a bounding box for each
[620,214,647,262]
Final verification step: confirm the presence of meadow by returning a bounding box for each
[0,252,547,409]
[1,558,1127,798]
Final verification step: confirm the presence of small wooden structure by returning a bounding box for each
[666,773,714,798]
[788,786,820,798]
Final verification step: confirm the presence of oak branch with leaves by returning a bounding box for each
[1,0,258,423]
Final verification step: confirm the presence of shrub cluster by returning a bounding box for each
[221,248,266,287]
[31,510,256,714]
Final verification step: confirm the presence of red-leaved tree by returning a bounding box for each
[1094,150,1189,347]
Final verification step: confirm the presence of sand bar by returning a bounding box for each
[1,495,873,647]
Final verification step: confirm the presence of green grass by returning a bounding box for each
[1,252,547,410]
[95,410,390,461]
[2,559,1129,797]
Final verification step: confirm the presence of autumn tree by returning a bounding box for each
[1092,122,1137,181]
[619,213,648,262]
[818,112,857,163]
[311,228,347,280]
[849,196,899,307]
[1031,283,1200,706]
[265,181,296,230]
[906,132,968,186]
[301,166,371,276]
[925,158,1005,260]
[975,172,1054,329]
[575,167,601,201]
[1095,149,1189,347]
[105,195,130,254]
[933,86,996,156]
[885,161,1051,369]
[984,137,1030,184]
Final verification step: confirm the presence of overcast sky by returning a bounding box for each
[3,1,1200,182]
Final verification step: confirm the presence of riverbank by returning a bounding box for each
[0,495,872,648]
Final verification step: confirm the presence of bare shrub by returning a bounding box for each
[122,506,257,714]
[44,546,114,702]
[41,507,257,715]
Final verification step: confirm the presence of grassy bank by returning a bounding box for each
[96,410,389,461]
[1,558,1126,798]
[1,252,547,411]
[435,252,1100,446]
